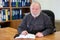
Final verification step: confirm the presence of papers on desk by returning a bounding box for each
[15,33,35,39]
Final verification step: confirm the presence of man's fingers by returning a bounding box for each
[21,31,28,35]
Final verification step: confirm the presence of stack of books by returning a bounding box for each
[0,9,10,21]
[12,9,23,20]
[11,0,30,7]
[2,0,9,7]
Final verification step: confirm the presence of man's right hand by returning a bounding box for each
[21,30,28,35]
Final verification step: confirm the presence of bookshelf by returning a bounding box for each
[0,0,32,28]
[0,0,10,28]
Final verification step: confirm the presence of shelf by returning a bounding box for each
[12,6,30,9]
[0,20,10,23]
[0,7,10,9]
[11,19,23,21]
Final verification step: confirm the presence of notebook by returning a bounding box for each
[15,33,35,39]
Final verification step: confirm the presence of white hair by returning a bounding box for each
[30,1,41,9]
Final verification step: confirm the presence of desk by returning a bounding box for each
[14,31,60,40]
[0,27,17,40]
[35,31,60,40]
[0,27,60,40]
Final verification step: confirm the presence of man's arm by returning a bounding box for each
[42,16,54,36]
[17,16,28,34]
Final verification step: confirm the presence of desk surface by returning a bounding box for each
[35,31,60,40]
[15,31,60,40]
[0,27,17,40]
[0,27,60,40]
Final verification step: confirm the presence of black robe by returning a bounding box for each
[18,12,54,36]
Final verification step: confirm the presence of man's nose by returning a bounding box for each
[33,9,37,11]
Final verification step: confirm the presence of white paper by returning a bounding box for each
[15,33,35,39]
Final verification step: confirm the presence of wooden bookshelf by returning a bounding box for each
[10,0,32,29]
[0,0,32,28]
[0,0,10,28]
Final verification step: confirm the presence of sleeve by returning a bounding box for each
[42,15,54,36]
[17,16,28,34]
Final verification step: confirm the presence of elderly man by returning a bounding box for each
[17,2,54,37]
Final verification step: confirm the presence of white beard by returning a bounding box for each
[31,11,41,18]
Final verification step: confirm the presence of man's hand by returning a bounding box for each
[36,32,44,37]
[21,30,28,35]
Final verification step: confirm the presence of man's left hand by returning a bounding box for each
[36,32,44,37]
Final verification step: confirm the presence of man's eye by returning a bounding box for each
[32,8,34,10]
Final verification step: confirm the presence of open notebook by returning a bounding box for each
[15,33,35,39]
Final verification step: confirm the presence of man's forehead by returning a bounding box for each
[31,3,40,6]
[32,3,39,6]
[30,2,41,8]
[31,4,40,9]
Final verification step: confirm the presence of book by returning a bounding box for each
[19,9,23,19]
[25,0,30,6]
[0,9,10,21]
[0,0,3,7]
[15,33,35,39]
[18,0,22,7]
[5,0,9,7]
[5,9,8,21]
[0,10,2,22]
[12,9,16,20]
[2,9,6,21]
[16,0,18,7]
[8,10,10,20]
[2,0,9,7]
[11,0,16,7]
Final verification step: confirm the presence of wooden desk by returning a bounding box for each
[0,27,60,40]
[0,27,17,40]
[14,31,60,40]
[35,31,60,40]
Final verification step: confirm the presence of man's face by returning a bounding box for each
[30,3,41,15]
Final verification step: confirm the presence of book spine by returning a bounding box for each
[22,1,25,7]
[19,9,23,19]
[12,9,16,20]
[16,0,18,7]
[2,9,6,21]
[25,0,30,6]
[15,10,17,19]
[11,0,16,7]
[8,10,10,20]
[5,9,8,21]
[18,0,22,7]
[1,10,3,21]
[16,9,19,19]
[0,0,3,7]
[2,0,5,7]
[0,10,2,22]
[5,0,9,7]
